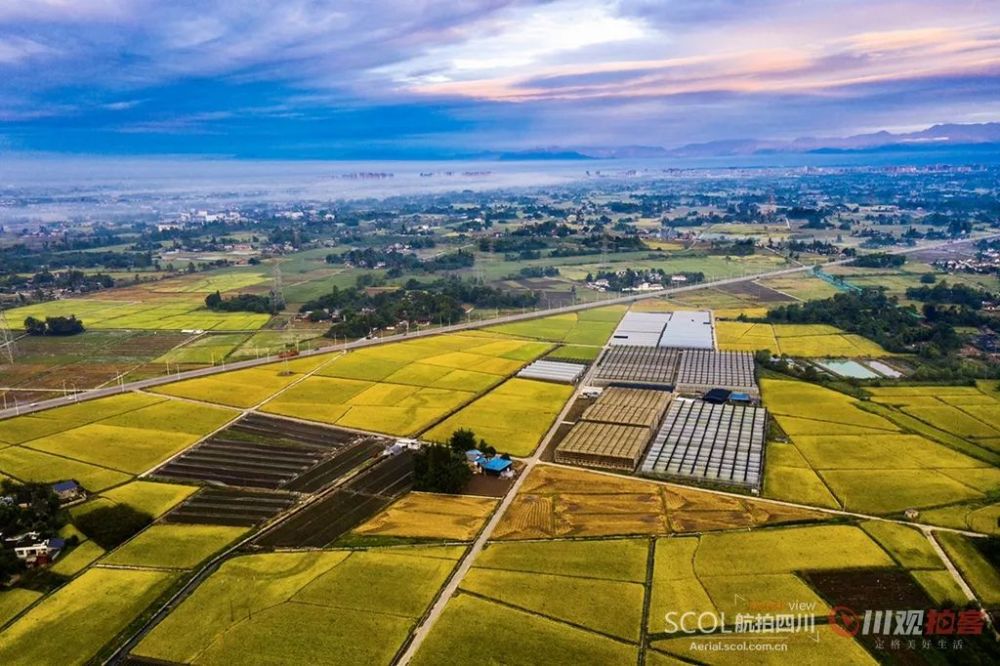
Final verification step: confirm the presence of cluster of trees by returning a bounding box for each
[850,253,906,268]
[0,270,115,295]
[587,268,704,291]
[0,481,68,581]
[0,246,155,273]
[762,290,963,358]
[23,315,85,336]
[326,248,474,274]
[517,266,560,278]
[906,282,993,309]
[781,240,849,257]
[204,291,277,313]
[706,239,756,256]
[479,237,546,253]
[413,429,505,494]
[302,277,538,339]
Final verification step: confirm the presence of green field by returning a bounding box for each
[104,524,248,569]
[18,399,235,475]
[90,480,198,517]
[462,539,647,640]
[155,333,251,364]
[1,297,270,332]
[936,532,1000,606]
[485,306,625,346]
[0,567,176,665]
[135,546,464,665]
[152,354,332,408]
[544,344,602,362]
[412,593,638,666]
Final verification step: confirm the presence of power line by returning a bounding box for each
[0,311,16,364]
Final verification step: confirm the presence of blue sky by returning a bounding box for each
[1,0,998,157]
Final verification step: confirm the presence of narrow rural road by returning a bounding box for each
[3,234,992,422]
[396,331,614,664]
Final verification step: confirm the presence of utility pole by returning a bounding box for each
[0,310,16,365]
[271,261,285,313]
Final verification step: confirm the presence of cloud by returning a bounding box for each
[0,36,57,65]
[0,0,996,154]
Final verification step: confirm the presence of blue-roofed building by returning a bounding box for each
[478,457,512,475]
[51,480,85,504]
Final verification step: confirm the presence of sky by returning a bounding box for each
[0,0,998,158]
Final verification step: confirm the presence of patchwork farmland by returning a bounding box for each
[2,300,1000,666]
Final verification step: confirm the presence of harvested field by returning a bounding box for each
[351,492,497,541]
[493,465,828,540]
[155,436,324,489]
[165,488,297,527]
[255,451,414,548]
[154,413,387,491]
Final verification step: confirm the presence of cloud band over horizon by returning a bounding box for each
[1,0,997,157]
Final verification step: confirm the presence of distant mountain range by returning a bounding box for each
[499,123,1000,160]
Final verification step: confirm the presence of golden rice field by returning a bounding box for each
[422,379,574,456]
[134,546,465,665]
[0,393,236,491]
[0,567,178,665]
[716,321,889,356]
[156,330,558,439]
[762,378,1000,514]
[351,492,498,541]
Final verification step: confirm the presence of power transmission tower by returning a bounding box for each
[270,262,285,312]
[0,311,15,365]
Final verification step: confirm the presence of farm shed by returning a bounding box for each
[702,388,731,404]
[640,399,767,490]
[609,312,671,347]
[516,359,587,384]
[554,422,653,471]
[478,457,513,475]
[592,346,680,387]
[675,350,758,397]
[658,310,714,349]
